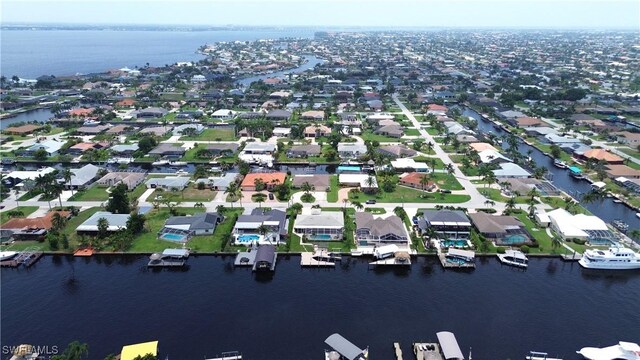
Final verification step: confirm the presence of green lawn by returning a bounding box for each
[414,156,446,169]
[349,186,470,203]
[181,128,236,141]
[478,188,533,204]
[360,130,402,143]
[68,186,111,201]
[327,175,339,203]
[0,206,39,225]
[129,207,204,252]
[404,129,421,136]
[152,187,217,202]
[425,127,443,135]
[128,184,148,202]
[431,173,464,190]
[183,208,244,252]
[512,212,556,254]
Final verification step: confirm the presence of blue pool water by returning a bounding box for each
[237,234,260,243]
[309,234,333,241]
[441,240,468,247]
[337,166,361,173]
[502,234,528,244]
[160,233,188,242]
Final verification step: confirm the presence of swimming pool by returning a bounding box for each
[237,234,261,243]
[160,233,188,242]
[337,166,361,173]
[309,234,333,241]
[440,239,469,248]
[502,234,528,244]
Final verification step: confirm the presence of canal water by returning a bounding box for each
[0,108,54,130]
[1,255,638,359]
[463,107,640,229]
[236,55,326,87]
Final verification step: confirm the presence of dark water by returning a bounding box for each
[2,255,639,360]
[463,107,640,229]
[1,30,314,78]
[236,55,326,87]
[0,108,54,130]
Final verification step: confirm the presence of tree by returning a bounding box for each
[350,200,364,211]
[52,341,89,360]
[126,211,146,234]
[254,178,266,192]
[63,168,74,196]
[550,145,562,160]
[290,202,303,215]
[97,217,109,239]
[137,136,157,154]
[50,182,64,209]
[193,165,209,179]
[503,197,517,215]
[224,182,240,208]
[105,183,131,214]
[365,175,376,193]
[51,212,67,232]
[33,148,49,161]
[254,193,266,208]
[301,181,313,196]
[446,163,455,176]
[419,173,431,192]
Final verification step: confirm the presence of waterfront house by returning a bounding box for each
[287,144,321,158]
[493,163,531,178]
[134,107,168,119]
[76,211,130,234]
[426,104,448,116]
[508,116,543,128]
[2,210,71,241]
[161,212,223,236]
[478,149,511,164]
[301,110,325,121]
[194,173,239,191]
[96,172,146,190]
[291,174,330,191]
[173,124,205,136]
[468,212,534,246]
[110,144,139,156]
[544,133,582,145]
[417,210,471,240]
[339,173,378,192]
[3,167,56,189]
[22,139,64,157]
[67,141,110,155]
[547,208,615,244]
[3,124,42,135]
[337,143,367,159]
[106,125,135,135]
[241,142,276,155]
[578,149,624,165]
[355,212,408,246]
[145,176,190,191]
[240,172,286,191]
[605,165,640,179]
[233,209,287,245]
[399,172,435,190]
[390,158,430,172]
[202,143,239,156]
[75,125,109,135]
[469,142,498,153]
[148,143,185,158]
[293,209,344,241]
[65,164,101,190]
[498,110,527,120]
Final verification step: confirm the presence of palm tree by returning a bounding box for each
[446,163,455,176]
[51,212,67,232]
[419,173,431,192]
[51,182,64,209]
[254,193,266,208]
[484,199,495,208]
[365,175,376,193]
[350,200,364,211]
[527,187,539,202]
[257,224,270,242]
[301,181,313,196]
[63,168,74,196]
[224,182,239,208]
[290,202,303,215]
[504,196,517,215]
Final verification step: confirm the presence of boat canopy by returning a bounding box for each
[436,331,465,360]
[162,248,189,257]
[374,244,399,256]
[447,248,475,260]
[325,333,366,360]
[569,166,582,174]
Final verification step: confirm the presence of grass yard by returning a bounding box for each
[431,173,464,190]
[425,127,443,135]
[413,156,446,169]
[404,129,421,136]
[360,130,402,143]
[129,207,206,252]
[349,186,470,203]
[68,186,111,201]
[186,208,244,252]
[0,206,39,225]
[152,187,217,202]
[128,184,148,202]
[327,175,339,202]
[181,128,236,141]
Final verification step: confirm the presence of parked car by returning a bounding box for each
[365,199,376,204]
[268,193,274,200]
[440,189,452,194]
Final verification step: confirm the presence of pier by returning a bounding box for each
[413,343,443,360]
[438,249,476,269]
[0,248,44,268]
[204,351,242,360]
[300,252,335,267]
[394,342,403,360]
[369,253,412,267]
[147,249,189,267]
[234,246,258,267]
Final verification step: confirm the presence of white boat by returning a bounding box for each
[613,199,623,203]
[578,246,640,270]
[0,251,17,261]
[636,213,640,219]
[497,249,528,268]
[169,161,187,167]
[577,341,640,360]
[175,169,189,176]
[152,160,169,166]
[526,351,563,360]
[553,159,568,169]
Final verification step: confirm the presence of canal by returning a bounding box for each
[236,55,326,87]
[2,255,639,360]
[0,108,54,130]
[463,107,640,228]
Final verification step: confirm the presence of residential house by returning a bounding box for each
[478,149,511,164]
[240,172,287,191]
[544,133,582,145]
[202,143,239,156]
[242,142,276,155]
[273,127,291,137]
[300,110,325,121]
[291,174,330,191]
[233,209,287,245]
[173,124,205,136]
[106,125,135,135]
[161,212,223,236]
[498,110,526,120]
[293,209,344,241]
[3,124,42,135]
[148,144,185,158]
[140,126,172,136]
[337,143,367,159]
[194,173,239,191]
[67,142,110,155]
[426,104,448,116]
[304,125,331,138]
[374,124,404,138]
[508,117,543,128]
[417,210,472,240]
[376,145,417,159]
[211,109,236,120]
[66,164,101,190]
[468,212,534,246]
[493,163,531,178]
[135,107,168,119]
[76,211,130,234]
[338,173,378,192]
[390,158,430,172]
[355,212,408,246]
[578,149,624,165]
[398,172,435,190]
[96,172,146,190]
[265,109,292,121]
[22,139,64,157]
[287,144,321,158]
[110,144,139,156]
[547,208,614,244]
[145,176,190,191]
[75,125,110,135]
[616,132,640,147]
[605,165,640,179]
[2,211,71,241]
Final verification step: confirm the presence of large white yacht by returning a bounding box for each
[578,341,640,359]
[578,246,640,270]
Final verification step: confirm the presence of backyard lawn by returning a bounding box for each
[327,175,338,202]
[129,207,205,252]
[404,129,421,136]
[181,128,236,141]
[360,130,402,143]
[349,186,470,203]
[68,186,111,201]
[152,187,217,202]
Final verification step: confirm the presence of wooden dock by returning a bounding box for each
[300,252,335,267]
[561,252,582,261]
[369,257,411,266]
[413,343,443,360]
[394,342,403,360]
[1,249,44,268]
[234,249,257,267]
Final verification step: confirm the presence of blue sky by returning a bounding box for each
[2,0,639,29]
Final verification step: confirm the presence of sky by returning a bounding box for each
[2,0,639,29]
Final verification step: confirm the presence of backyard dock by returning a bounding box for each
[560,252,582,261]
[413,343,443,360]
[394,342,403,360]
[438,252,476,269]
[369,256,411,267]
[300,252,335,267]
[147,248,189,267]
[234,248,258,267]
[204,351,242,360]
[0,249,44,268]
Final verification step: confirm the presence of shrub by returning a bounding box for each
[496,247,506,254]
[520,245,530,253]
